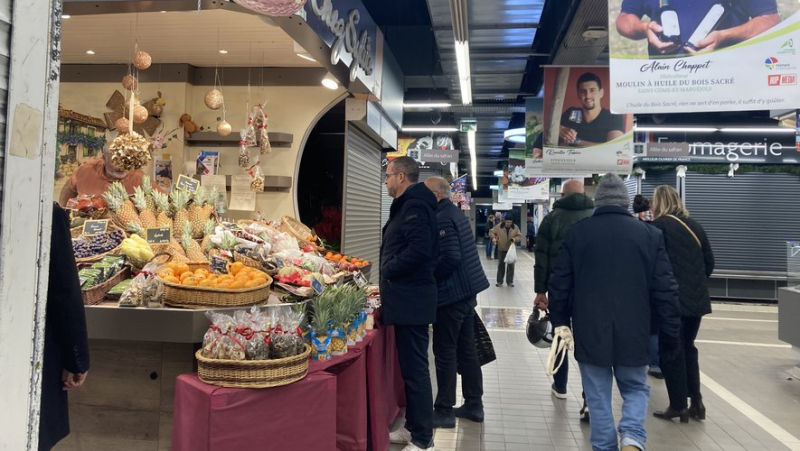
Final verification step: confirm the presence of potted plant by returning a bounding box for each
[309,297,332,361]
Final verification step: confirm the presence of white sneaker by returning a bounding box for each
[401,443,435,451]
[389,427,412,444]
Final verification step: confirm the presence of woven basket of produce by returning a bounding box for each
[71,225,126,264]
[234,252,263,269]
[161,276,273,308]
[82,266,131,305]
[195,344,311,389]
[279,216,317,247]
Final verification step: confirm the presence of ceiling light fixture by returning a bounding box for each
[321,73,339,90]
[489,185,499,190]
[62,14,71,19]
[402,102,453,109]
[297,53,316,62]
[160,10,167,13]
[503,128,526,144]
[493,170,504,177]
[582,26,608,40]
[718,127,796,133]
[455,41,473,106]
[85,50,95,55]
[634,126,719,132]
[400,126,459,133]
[468,130,477,190]
[219,50,228,54]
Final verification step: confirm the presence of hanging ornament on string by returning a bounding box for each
[205,63,225,110]
[248,163,265,193]
[217,106,232,137]
[258,106,272,155]
[133,102,149,124]
[115,117,131,134]
[238,129,251,168]
[245,108,258,147]
[122,74,138,91]
[110,90,151,170]
[133,49,152,70]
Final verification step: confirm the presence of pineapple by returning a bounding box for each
[202,187,218,222]
[126,221,147,238]
[141,175,156,212]
[153,191,173,229]
[132,186,157,229]
[103,183,142,230]
[200,220,216,251]
[170,189,190,239]
[168,239,189,263]
[181,220,207,262]
[189,187,207,238]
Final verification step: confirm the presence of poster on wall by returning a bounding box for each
[608,0,800,114]
[526,98,545,159]
[154,158,173,192]
[507,149,550,201]
[451,175,468,205]
[543,66,634,175]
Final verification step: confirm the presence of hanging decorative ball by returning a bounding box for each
[110,131,152,170]
[204,89,224,110]
[217,120,232,137]
[115,117,131,133]
[150,103,163,117]
[132,105,149,124]
[121,75,138,91]
[133,50,152,70]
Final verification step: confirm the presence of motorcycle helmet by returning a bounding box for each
[526,309,554,349]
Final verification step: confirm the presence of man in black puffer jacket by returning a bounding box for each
[424,177,491,429]
[381,157,439,451]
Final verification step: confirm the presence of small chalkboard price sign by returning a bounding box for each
[176,174,200,193]
[146,228,172,245]
[82,219,109,236]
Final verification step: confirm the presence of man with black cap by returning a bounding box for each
[547,174,682,451]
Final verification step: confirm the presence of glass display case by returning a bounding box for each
[788,240,800,290]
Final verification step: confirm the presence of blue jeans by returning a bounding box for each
[579,363,649,451]
[484,238,494,258]
[649,334,660,368]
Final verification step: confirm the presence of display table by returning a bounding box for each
[172,327,405,451]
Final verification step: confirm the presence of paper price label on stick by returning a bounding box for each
[82,220,109,236]
[146,228,171,245]
[312,278,325,295]
[176,174,200,193]
[353,272,368,288]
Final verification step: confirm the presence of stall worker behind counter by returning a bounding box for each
[59,144,150,206]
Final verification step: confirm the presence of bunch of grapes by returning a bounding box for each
[73,230,125,259]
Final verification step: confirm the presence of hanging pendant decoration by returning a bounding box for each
[133,50,152,70]
[257,105,272,155]
[217,120,232,137]
[122,75,138,91]
[248,163,265,193]
[110,132,152,170]
[232,0,307,17]
[115,117,131,133]
[204,89,224,110]
[238,129,251,168]
[133,104,149,123]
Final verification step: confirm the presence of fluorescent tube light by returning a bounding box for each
[297,53,316,62]
[85,50,95,55]
[62,14,71,19]
[634,126,719,132]
[468,130,477,190]
[719,127,796,133]
[402,102,453,109]
[454,40,473,106]
[504,128,525,143]
[489,185,499,190]
[401,126,459,132]
[493,170,504,176]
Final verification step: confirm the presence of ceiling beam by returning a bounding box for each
[434,23,539,31]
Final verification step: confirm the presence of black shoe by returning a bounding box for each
[580,400,590,423]
[689,397,706,420]
[653,406,689,423]
[508,283,514,287]
[551,383,567,400]
[496,283,503,287]
[432,409,456,429]
[648,367,664,379]
[454,404,484,423]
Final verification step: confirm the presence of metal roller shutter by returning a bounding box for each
[624,176,638,211]
[344,126,382,282]
[0,0,10,220]
[684,172,800,273]
[640,171,677,199]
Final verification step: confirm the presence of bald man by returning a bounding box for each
[424,177,490,428]
[534,179,595,412]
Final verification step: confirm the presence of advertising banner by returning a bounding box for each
[507,149,550,201]
[543,66,635,175]
[526,98,545,158]
[608,0,800,114]
[451,175,468,205]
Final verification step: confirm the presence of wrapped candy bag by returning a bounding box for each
[245,112,258,147]
[202,311,237,358]
[119,258,164,307]
[259,114,272,155]
[238,129,250,168]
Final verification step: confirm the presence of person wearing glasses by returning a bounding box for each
[382,156,439,451]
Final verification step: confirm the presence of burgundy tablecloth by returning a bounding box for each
[309,346,368,451]
[364,326,407,451]
[171,372,337,451]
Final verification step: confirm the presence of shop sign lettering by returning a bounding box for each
[310,0,375,82]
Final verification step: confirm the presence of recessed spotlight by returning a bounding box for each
[62,14,71,19]
[160,10,167,13]
[86,50,95,55]
[297,53,316,62]
[321,73,339,90]
[219,50,228,54]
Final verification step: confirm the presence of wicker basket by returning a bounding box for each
[195,344,311,388]
[162,275,273,308]
[71,224,125,264]
[82,266,131,305]
[234,252,263,269]
[279,216,317,248]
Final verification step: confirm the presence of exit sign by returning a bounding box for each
[460,118,478,133]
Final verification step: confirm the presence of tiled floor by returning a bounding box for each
[391,246,800,451]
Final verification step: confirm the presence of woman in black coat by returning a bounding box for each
[650,186,714,423]
[39,203,90,450]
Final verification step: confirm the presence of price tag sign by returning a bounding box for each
[176,174,200,193]
[312,278,325,295]
[82,219,109,236]
[146,228,171,245]
[353,271,368,288]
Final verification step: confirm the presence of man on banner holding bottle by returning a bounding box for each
[559,72,626,147]
[616,0,780,57]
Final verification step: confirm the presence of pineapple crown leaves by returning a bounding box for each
[180,220,195,249]
[219,231,239,251]
[153,191,170,212]
[101,188,123,212]
[193,186,207,206]
[203,219,216,237]
[126,220,145,236]
[170,189,189,211]
[207,187,219,204]
[141,176,153,195]
[132,186,149,211]
[311,297,333,332]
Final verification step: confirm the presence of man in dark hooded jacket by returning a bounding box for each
[533,179,594,407]
[381,156,439,451]
[548,174,681,451]
[424,177,490,429]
